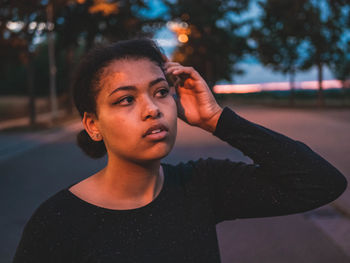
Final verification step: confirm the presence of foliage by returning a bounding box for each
[54,0,163,51]
[330,43,350,85]
[0,0,45,69]
[300,0,349,105]
[0,0,164,96]
[251,0,308,80]
[165,0,251,87]
[300,0,347,71]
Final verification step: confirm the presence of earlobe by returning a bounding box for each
[82,112,102,141]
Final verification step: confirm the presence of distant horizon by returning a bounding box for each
[213,79,345,94]
[225,63,335,85]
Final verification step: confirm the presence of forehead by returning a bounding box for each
[99,58,164,92]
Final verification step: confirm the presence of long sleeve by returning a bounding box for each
[196,106,347,224]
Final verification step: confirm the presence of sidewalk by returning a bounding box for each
[0,110,83,163]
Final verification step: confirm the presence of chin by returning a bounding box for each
[140,142,174,162]
[151,143,173,158]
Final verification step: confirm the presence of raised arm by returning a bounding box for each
[199,106,347,223]
[165,62,347,224]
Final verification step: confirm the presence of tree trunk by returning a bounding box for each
[289,69,295,107]
[317,62,325,107]
[26,56,36,126]
[47,1,58,123]
[341,80,346,107]
[65,45,74,115]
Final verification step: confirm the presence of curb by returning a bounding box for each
[0,118,83,163]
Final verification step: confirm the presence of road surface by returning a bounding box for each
[1,103,349,262]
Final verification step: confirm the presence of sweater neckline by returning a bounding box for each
[63,163,170,214]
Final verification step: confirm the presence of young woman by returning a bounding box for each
[13,39,347,262]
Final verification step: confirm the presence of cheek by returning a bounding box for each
[100,116,133,143]
[102,120,143,155]
[162,97,177,121]
[165,94,177,111]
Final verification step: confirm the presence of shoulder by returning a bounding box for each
[13,189,78,262]
[24,189,77,233]
[33,189,72,215]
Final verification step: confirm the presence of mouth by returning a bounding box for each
[143,129,168,140]
[143,123,169,139]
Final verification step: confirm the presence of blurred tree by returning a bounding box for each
[251,0,309,107]
[330,41,350,105]
[301,0,349,107]
[0,0,46,125]
[47,1,59,122]
[53,0,163,113]
[330,43,350,88]
[1,0,164,120]
[164,0,251,88]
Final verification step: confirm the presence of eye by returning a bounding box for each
[113,88,169,106]
[157,88,169,97]
[114,96,134,106]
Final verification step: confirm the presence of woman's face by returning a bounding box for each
[85,58,178,164]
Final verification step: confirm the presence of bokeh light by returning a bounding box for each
[178,34,188,43]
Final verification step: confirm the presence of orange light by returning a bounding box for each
[178,34,188,43]
[89,0,118,16]
[76,0,85,4]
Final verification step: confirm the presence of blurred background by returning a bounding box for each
[1,0,350,262]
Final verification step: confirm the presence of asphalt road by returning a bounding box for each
[1,103,350,262]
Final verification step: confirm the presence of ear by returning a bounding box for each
[82,112,103,141]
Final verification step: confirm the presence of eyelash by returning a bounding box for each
[114,88,170,106]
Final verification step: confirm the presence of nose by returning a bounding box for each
[142,96,161,120]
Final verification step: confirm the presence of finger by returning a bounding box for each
[166,65,187,74]
[165,62,181,67]
[164,62,181,71]
[167,66,201,81]
[166,73,178,87]
[166,68,192,87]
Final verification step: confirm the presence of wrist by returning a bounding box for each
[201,106,223,133]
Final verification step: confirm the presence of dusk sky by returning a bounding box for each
[147,0,335,86]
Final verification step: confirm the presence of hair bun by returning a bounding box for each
[76,129,107,159]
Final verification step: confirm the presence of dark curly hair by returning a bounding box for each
[72,38,167,159]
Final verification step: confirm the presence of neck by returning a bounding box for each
[95,154,164,203]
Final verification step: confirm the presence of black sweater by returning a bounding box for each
[12,106,347,263]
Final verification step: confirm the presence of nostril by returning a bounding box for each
[145,109,161,120]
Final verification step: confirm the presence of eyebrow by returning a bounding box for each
[108,77,167,97]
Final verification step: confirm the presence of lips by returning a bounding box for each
[143,123,169,137]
